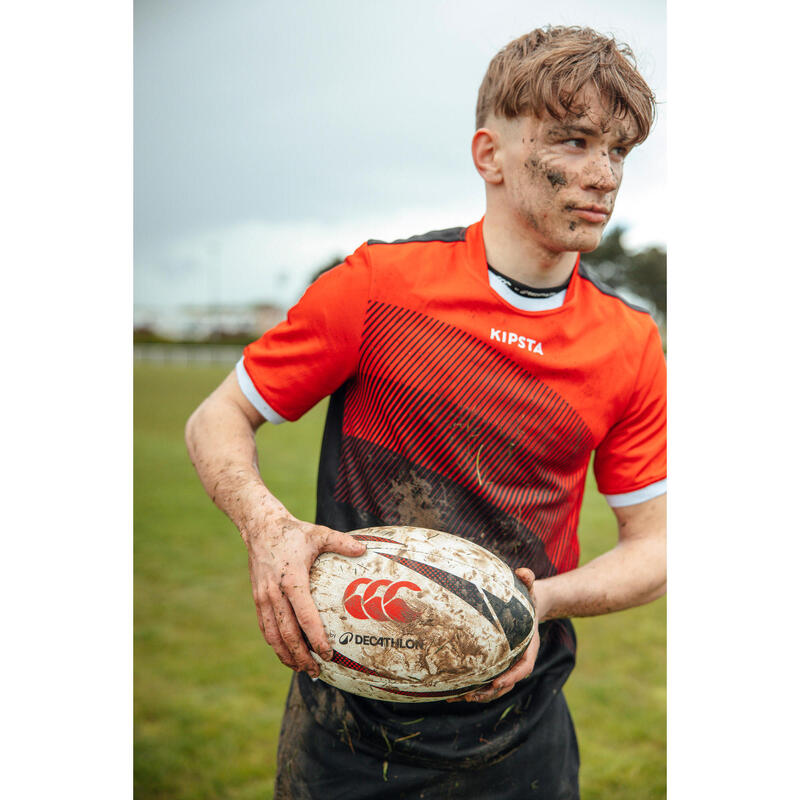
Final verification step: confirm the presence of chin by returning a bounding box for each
[571,229,605,253]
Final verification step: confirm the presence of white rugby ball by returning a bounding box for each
[309,526,535,702]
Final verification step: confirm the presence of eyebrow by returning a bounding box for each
[546,123,636,146]
[553,123,598,137]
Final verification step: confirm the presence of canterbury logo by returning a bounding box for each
[343,578,422,622]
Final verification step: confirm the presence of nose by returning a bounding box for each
[582,152,620,193]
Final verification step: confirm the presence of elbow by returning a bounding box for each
[648,567,667,603]
[646,549,667,602]
[184,404,203,462]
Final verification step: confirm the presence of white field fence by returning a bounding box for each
[134,344,243,366]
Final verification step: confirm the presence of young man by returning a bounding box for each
[186,25,665,799]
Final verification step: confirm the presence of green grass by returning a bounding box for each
[134,363,665,799]
[565,501,666,800]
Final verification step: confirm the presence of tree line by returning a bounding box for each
[580,226,666,333]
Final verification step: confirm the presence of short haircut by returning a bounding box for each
[476,26,656,145]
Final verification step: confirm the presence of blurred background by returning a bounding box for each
[134,0,666,350]
[134,1,666,798]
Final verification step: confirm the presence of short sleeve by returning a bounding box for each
[238,244,372,422]
[593,323,666,499]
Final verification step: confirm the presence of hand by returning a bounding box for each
[243,504,366,676]
[448,568,540,704]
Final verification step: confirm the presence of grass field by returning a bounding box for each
[134,362,665,799]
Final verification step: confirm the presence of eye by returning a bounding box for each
[611,145,629,160]
[564,138,586,149]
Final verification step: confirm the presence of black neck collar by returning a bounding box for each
[487,264,572,299]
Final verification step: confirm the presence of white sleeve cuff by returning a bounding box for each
[604,479,666,508]
[235,357,287,425]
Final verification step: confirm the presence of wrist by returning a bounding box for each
[231,483,290,546]
[532,577,556,624]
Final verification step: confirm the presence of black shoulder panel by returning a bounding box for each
[367,226,467,246]
[577,263,652,315]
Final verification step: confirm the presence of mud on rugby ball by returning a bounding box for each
[309,525,535,702]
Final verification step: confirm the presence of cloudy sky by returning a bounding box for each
[134,0,665,310]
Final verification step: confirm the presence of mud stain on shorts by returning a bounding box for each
[274,678,314,800]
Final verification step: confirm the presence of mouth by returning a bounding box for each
[566,204,610,224]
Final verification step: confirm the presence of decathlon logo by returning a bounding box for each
[339,633,424,650]
[343,578,422,622]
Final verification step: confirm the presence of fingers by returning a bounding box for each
[250,557,326,674]
[289,582,333,662]
[252,581,324,675]
[459,580,542,703]
[500,628,540,686]
[252,586,300,671]
[271,586,321,675]
[285,528,365,658]
[463,635,539,703]
[246,522,365,676]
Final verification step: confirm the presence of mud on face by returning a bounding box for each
[524,155,568,192]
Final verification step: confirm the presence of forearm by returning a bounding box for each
[185,371,367,675]
[185,389,287,541]
[535,527,666,622]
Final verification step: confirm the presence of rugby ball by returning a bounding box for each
[309,526,535,702]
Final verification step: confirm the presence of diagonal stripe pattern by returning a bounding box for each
[333,301,594,575]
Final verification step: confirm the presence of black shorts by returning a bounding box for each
[274,674,580,800]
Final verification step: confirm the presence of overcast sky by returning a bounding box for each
[134,0,665,309]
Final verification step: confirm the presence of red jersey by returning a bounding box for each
[239,220,666,578]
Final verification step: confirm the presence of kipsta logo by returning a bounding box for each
[343,578,422,622]
[338,632,353,645]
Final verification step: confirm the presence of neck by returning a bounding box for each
[482,208,577,287]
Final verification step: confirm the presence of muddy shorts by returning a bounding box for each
[274,675,580,800]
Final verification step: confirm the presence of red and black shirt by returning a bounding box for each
[238,219,666,577]
[237,219,666,768]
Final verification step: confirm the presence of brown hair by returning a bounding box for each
[476,26,656,145]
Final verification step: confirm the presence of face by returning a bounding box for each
[496,89,635,254]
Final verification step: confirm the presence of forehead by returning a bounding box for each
[541,115,636,144]
[528,88,637,143]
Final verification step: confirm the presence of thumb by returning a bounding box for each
[318,528,367,558]
[515,567,535,590]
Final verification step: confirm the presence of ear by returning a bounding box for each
[472,128,504,185]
